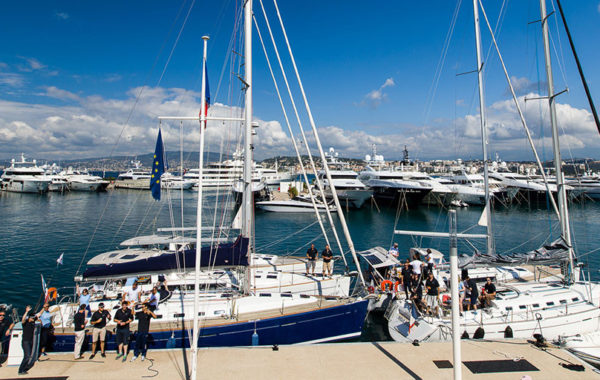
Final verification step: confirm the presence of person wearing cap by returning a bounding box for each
[73,304,87,360]
[89,303,111,359]
[388,243,399,259]
[36,303,53,358]
[0,308,15,367]
[131,303,156,362]
[18,306,37,375]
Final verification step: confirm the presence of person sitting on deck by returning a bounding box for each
[306,244,318,276]
[480,277,497,308]
[321,245,333,277]
[145,287,161,312]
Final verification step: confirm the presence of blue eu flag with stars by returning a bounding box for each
[150,129,165,200]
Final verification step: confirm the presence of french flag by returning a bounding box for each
[200,64,210,128]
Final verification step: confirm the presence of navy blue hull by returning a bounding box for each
[49,300,368,353]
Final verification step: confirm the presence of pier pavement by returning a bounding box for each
[0,340,596,379]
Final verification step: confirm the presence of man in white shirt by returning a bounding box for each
[388,243,399,259]
[126,281,142,308]
[410,253,424,277]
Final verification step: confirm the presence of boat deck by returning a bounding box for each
[1,339,595,379]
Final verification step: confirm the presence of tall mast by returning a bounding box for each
[539,0,574,279]
[190,35,209,380]
[242,0,253,250]
[473,0,494,255]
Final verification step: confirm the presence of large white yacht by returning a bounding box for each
[184,155,244,189]
[566,173,600,199]
[41,163,70,193]
[64,168,110,192]
[0,154,51,193]
[315,147,373,208]
[115,160,152,189]
[358,149,432,208]
[447,172,507,206]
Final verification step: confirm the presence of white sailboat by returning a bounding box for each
[385,0,600,344]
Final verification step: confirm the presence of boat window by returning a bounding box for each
[214,310,225,316]
[174,313,185,318]
[281,293,293,298]
[259,293,271,297]
[532,303,540,308]
[546,301,554,306]
[121,254,138,260]
[505,306,513,311]
[559,299,567,304]
[197,312,205,316]
[300,294,310,299]
[254,275,262,279]
[220,293,232,298]
[108,253,119,258]
[519,305,527,310]
[266,274,278,279]
[572,297,579,302]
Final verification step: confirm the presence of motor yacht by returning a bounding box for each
[0,154,51,193]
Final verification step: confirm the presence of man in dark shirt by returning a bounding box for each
[465,276,479,311]
[114,301,133,362]
[424,272,441,317]
[89,302,111,359]
[306,244,318,276]
[400,261,412,298]
[321,245,334,277]
[18,306,37,375]
[0,308,15,366]
[73,304,87,360]
[481,277,497,307]
[409,273,423,313]
[131,303,157,362]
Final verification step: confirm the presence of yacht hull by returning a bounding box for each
[370,187,431,207]
[325,189,373,208]
[70,181,102,192]
[44,299,368,352]
[1,179,49,193]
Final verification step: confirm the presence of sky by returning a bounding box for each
[1,0,599,162]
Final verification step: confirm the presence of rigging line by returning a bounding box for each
[555,0,600,135]
[252,12,334,254]
[423,0,462,124]
[549,0,569,89]
[481,0,508,84]
[478,0,561,220]
[257,0,347,267]
[256,220,320,251]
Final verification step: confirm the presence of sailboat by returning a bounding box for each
[383,0,600,343]
[38,0,368,360]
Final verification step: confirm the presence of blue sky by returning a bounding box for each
[1,0,599,161]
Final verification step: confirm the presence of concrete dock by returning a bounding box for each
[0,340,596,379]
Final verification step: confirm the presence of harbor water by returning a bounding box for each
[1,189,599,323]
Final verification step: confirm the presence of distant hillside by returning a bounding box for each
[260,155,364,167]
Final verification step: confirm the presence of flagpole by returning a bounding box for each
[191,35,209,380]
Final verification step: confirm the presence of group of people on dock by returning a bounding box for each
[2,280,162,376]
[385,244,497,317]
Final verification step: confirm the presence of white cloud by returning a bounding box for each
[55,12,69,20]
[358,77,395,108]
[105,74,122,83]
[0,87,597,162]
[508,76,545,95]
[17,57,47,72]
[0,72,25,87]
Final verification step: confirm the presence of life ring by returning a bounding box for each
[367,286,375,294]
[47,287,58,301]
[394,281,401,292]
[381,280,394,292]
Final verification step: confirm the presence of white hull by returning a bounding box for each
[387,282,600,343]
[70,181,102,192]
[325,189,373,208]
[1,178,50,193]
[256,199,335,213]
[114,179,149,190]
